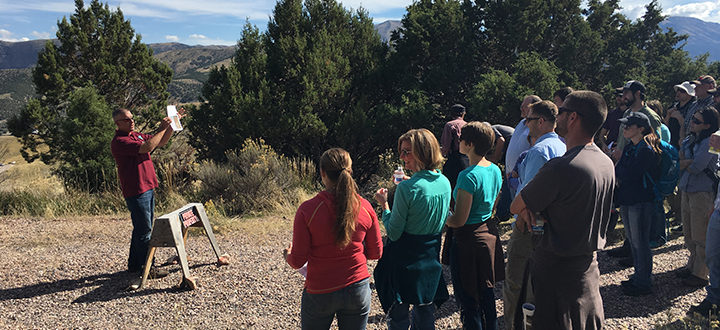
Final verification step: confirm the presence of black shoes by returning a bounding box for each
[675,267,693,279]
[683,275,709,287]
[688,299,719,317]
[607,243,632,258]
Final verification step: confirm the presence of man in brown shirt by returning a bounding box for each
[510,91,615,330]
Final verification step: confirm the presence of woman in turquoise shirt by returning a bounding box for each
[445,122,504,330]
[374,128,451,330]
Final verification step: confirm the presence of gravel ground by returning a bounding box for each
[0,216,709,329]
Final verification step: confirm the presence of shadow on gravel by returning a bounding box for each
[0,265,214,304]
[598,242,685,276]
[601,268,702,319]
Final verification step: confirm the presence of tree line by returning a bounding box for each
[8,0,720,194]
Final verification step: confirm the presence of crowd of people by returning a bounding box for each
[274,78,720,329]
[108,78,720,330]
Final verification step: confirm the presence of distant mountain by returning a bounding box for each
[660,16,720,62]
[0,40,237,117]
[374,20,402,42]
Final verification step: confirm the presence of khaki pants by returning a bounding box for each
[503,216,534,330]
[681,190,715,279]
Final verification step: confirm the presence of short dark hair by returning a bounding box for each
[460,121,495,157]
[112,108,130,120]
[564,91,607,138]
[553,87,574,101]
[529,100,558,123]
[526,95,542,103]
[450,104,466,116]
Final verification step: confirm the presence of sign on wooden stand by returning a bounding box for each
[139,202,230,290]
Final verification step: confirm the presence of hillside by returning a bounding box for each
[661,16,720,62]
[0,68,33,120]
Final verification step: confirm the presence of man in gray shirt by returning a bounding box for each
[510,91,615,330]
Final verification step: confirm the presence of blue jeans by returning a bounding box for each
[449,239,497,330]
[649,200,667,245]
[301,278,371,330]
[387,302,435,330]
[125,189,155,271]
[706,209,720,304]
[621,202,654,289]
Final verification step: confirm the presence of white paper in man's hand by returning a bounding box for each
[167,105,183,131]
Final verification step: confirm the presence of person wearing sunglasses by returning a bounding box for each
[676,106,720,288]
[510,91,615,329]
[374,129,451,330]
[111,107,184,281]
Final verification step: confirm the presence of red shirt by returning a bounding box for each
[111,130,158,198]
[287,191,383,294]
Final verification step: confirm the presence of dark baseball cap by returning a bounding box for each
[692,75,716,86]
[618,112,651,131]
[622,80,646,94]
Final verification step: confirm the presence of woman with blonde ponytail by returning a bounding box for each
[284,148,383,330]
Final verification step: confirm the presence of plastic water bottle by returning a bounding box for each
[393,166,405,185]
[709,130,720,155]
[532,212,545,235]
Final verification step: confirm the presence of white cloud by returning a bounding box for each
[189,34,208,39]
[665,1,720,22]
[165,35,179,42]
[32,31,51,39]
[0,28,30,42]
[186,33,235,46]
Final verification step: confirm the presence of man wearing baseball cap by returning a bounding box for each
[611,80,663,162]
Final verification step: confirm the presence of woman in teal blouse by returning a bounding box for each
[445,122,504,330]
[374,128,451,330]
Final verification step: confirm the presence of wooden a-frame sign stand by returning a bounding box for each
[139,203,230,290]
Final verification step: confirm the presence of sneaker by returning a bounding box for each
[622,284,652,296]
[649,239,666,249]
[674,267,692,279]
[607,243,632,258]
[621,279,634,288]
[683,275,709,287]
[618,256,635,268]
[688,299,718,317]
[148,267,169,279]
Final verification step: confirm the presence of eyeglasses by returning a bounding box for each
[692,117,704,125]
[400,148,411,157]
[558,107,585,117]
[115,118,133,123]
[526,117,542,122]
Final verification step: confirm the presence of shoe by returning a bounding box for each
[683,275,709,287]
[607,243,632,258]
[621,279,634,288]
[649,239,666,249]
[688,299,718,317]
[618,256,635,268]
[148,267,169,279]
[622,284,652,296]
[675,267,693,279]
[671,225,683,233]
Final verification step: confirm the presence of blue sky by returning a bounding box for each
[0,0,718,46]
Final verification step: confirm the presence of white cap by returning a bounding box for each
[674,81,696,96]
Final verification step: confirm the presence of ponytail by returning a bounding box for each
[320,148,360,249]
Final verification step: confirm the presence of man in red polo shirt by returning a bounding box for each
[111,108,178,278]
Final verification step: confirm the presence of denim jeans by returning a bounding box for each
[649,200,667,245]
[450,238,497,330]
[125,189,155,271]
[301,278,371,330]
[621,202,654,289]
[706,209,720,305]
[387,302,435,330]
